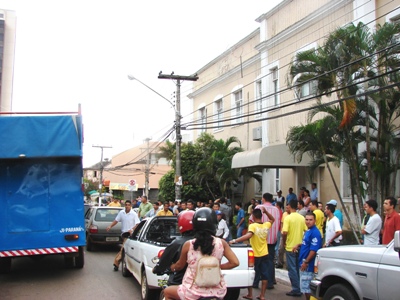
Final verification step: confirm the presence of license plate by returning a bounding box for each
[158,279,168,287]
[106,237,119,242]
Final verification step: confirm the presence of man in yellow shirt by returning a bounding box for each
[108,197,121,207]
[310,200,324,239]
[230,206,275,300]
[156,201,173,216]
[282,200,307,297]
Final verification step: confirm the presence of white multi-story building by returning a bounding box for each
[188,0,400,213]
[0,9,16,112]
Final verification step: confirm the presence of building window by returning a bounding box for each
[233,89,243,124]
[214,98,223,130]
[255,80,262,117]
[275,168,280,193]
[271,68,279,106]
[298,80,317,99]
[199,107,206,133]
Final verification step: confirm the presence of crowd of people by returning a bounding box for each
[103,186,400,300]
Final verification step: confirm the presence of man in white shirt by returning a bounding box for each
[324,203,342,247]
[361,199,382,245]
[215,210,229,240]
[107,200,140,271]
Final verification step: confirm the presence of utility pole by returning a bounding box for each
[144,138,151,198]
[93,145,112,206]
[158,72,198,202]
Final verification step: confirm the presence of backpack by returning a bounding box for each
[192,255,221,288]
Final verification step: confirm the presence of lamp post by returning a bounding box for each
[127,75,182,202]
[93,145,112,206]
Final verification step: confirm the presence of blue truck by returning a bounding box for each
[0,113,85,273]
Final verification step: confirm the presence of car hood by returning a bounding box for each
[317,244,389,263]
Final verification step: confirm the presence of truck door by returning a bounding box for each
[377,243,400,300]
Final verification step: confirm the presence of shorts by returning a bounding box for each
[300,270,313,294]
[254,255,269,280]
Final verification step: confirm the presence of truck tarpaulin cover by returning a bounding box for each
[0,115,85,251]
[0,115,83,158]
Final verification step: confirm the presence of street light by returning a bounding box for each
[93,144,112,206]
[127,75,183,202]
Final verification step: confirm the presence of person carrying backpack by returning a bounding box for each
[152,210,195,285]
[164,208,239,300]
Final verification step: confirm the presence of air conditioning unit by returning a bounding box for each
[252,126,262,141]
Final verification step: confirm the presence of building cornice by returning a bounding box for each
[255,0,352,52]
[189,53,260,98]
[255,0,293,22]
[195,28,260,75]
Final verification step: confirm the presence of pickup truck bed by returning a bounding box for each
[122,216,255,300]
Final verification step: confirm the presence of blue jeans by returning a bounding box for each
[286,251,300,294]
[236,225,245,239]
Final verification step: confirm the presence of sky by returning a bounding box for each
[0,0,283,167]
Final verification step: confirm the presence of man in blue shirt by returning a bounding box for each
[286,187,297,204]
[235,202,246,239]
[293,211,322,299]
[310,183,318,201]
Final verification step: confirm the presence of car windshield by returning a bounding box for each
[95,209,120,222]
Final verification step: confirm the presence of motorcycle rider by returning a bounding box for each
[152,210,195,285]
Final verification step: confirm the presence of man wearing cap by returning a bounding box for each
[324,201,342,247]
[216,210,229,240]
[327,199,343,228]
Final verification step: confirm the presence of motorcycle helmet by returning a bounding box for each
[177,210,195,233]
[192,207,218,234]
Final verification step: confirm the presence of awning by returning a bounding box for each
[232,144,312,169]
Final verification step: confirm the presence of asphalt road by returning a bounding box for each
[0,245,295,300]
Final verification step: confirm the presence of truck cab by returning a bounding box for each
[311,231,400,300]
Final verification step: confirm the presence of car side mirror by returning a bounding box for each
[394,231,400,258]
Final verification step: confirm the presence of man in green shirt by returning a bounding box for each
[138,196,152,219]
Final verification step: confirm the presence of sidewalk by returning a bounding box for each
[275,268,290,286]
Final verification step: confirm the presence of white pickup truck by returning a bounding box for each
[121,216,255,300]
[311,231,400,300]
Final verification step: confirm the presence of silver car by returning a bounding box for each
[84,206,123,251]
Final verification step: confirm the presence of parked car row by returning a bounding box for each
[84,206,123,251]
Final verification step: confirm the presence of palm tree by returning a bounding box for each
[286,117,361,242]
[288,21,400,217]
[158,139,176,165]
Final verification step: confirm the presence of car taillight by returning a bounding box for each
[314,255,320,274]
[158,250,165,258]
[89,225,98,233]
[248,249,254,267]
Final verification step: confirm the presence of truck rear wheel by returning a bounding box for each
[121,250,132,277]
[0,257,11,274]
[141,270,160,300]
[74,246,84,268]
[324,283,358,300]
[224,287,240,300]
